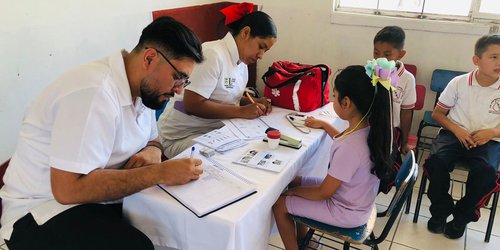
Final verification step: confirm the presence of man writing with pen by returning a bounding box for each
[0,17,204,249]
[157,2,277,159]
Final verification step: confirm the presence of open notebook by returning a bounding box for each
[157,147,256,218]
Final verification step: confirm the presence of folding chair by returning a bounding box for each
[414,69,466,163]
[413,161,500,242]
[291,151,418,250]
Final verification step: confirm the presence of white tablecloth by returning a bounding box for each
[123,104,347,250]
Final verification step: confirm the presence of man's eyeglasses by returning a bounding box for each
[145,47,191,88]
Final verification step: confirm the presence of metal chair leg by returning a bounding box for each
[299,229,315,250]
[413,175,427,223]
[485,191,499,242]
[343,241,350,250]
[405,189,412,214]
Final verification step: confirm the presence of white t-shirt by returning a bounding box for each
[392,61,417,128]
[157,32,248,141]
[0,50,157,240]
[437,69,500,142]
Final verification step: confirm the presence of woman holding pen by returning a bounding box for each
[157,2,277,159]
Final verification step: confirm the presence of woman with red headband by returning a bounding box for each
[158,2,277,159]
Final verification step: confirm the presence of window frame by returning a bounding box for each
[333,0,500,24]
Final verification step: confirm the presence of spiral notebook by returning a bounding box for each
[157,148,256,217]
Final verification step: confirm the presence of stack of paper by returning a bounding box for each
[193,126,247,152]
[222,118,268,140]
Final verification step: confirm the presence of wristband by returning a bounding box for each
[145,141,163,152]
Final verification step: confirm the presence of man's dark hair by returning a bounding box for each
[475,34,500,57]
[134,16,203,63]
[373,26,406,50]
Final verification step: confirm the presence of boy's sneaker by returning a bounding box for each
[427,216,446,234]
[444,220,467,239]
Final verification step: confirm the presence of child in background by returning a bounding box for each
[425,34,500,239]
[272,63,394,250]
[373,26,416,193]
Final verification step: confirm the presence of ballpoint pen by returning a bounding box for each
[190,146,195,158]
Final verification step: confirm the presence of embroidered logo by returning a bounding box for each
[489,98,500,114]
[392,86,404,104]
[272,88,280,97]
[224,78,236,88]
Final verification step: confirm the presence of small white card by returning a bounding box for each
[233,149,288,173]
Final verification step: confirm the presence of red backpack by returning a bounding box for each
[262,61,331,112]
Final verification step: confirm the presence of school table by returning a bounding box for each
[123,103,347,250]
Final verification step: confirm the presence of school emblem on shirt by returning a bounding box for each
[489,98,500,114]
[392,86,403,103]
[224,77,236,89]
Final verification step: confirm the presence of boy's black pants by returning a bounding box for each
[425,130,500,225]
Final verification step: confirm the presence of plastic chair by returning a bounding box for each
[405,64,417,77]
[291,151,418,250]
[402,84,426,214]
[407,84,426,156]
[413,161,499,242]
[394,63,419,214]
[414,69,466,163]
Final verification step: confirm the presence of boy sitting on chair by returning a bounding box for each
[426,34,500,239]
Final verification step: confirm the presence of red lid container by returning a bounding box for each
[267,130,281,139]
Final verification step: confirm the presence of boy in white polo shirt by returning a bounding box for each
[426,35,500,239]
[373,26,417,193]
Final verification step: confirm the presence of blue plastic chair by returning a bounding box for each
[414,69,466,162]
[291,151,418,250]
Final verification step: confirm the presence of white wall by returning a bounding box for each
[0,0,216,161]
[1,0,496,161]
[236,0,495,136]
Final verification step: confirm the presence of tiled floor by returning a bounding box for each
[267,165,500,250]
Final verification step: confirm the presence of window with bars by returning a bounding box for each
[335,0,500,23]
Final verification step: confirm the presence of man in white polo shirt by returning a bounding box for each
[425,35,500,240]
[0,17,204,249]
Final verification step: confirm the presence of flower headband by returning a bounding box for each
[220,2,255,25]
[364,58,399,91]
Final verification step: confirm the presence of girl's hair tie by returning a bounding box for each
[364,58,399,91]
[220,2,255,25]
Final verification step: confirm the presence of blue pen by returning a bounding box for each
[190,146,195,158]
